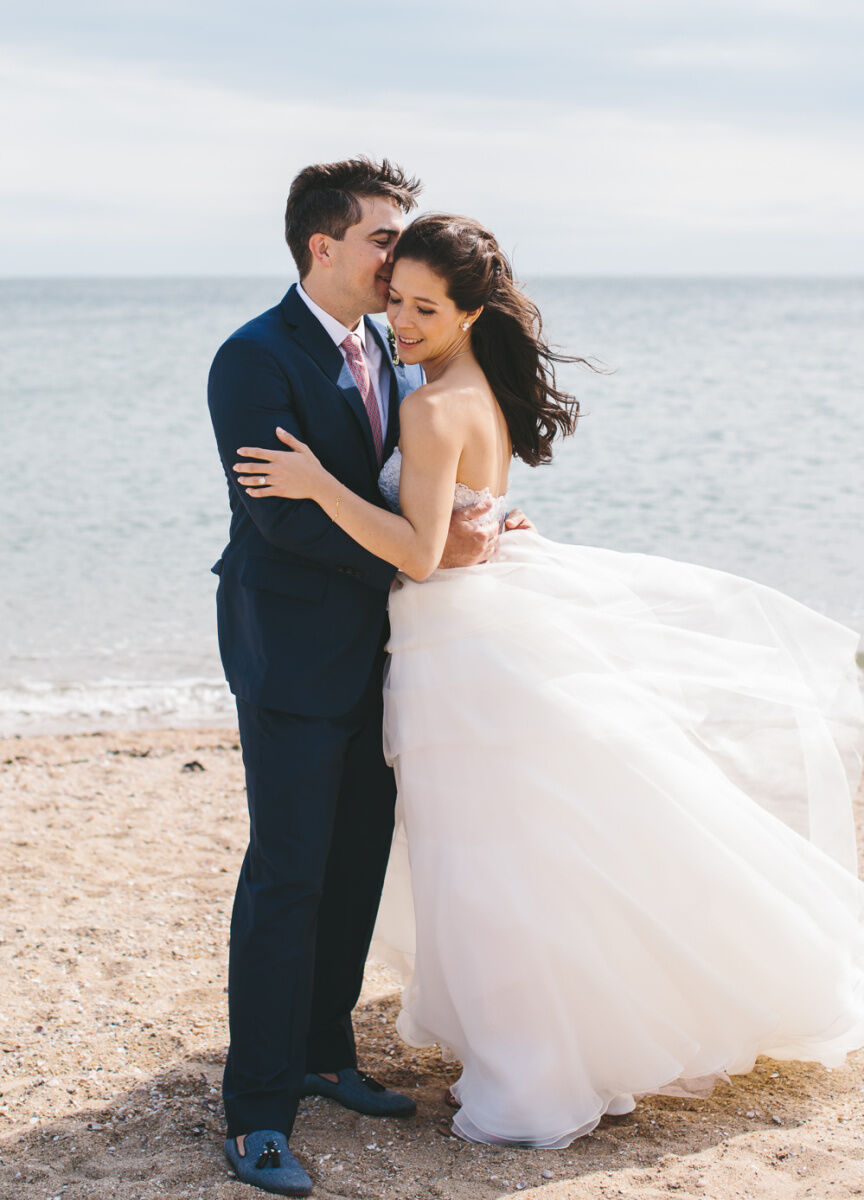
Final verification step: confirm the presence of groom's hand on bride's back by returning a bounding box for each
[438,497,499,568]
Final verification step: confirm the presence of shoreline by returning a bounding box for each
[1,725,863,1200]
[2,635,861,740]
[0,677,236,740]
[0,709,239,740]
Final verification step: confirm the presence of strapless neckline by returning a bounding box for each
[378,447,508,519]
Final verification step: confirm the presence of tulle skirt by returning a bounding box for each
[372,531,864,1147]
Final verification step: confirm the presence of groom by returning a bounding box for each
[207,158,500,1196]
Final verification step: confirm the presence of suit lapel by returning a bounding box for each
[280,285,344,381]
[366,317,402,461]
[384,368,401,460]
[384,360,425,459]
[281,286,378,473]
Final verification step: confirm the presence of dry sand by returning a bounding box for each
[1,726,862,1200]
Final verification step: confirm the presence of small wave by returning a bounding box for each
[0,676,235,736]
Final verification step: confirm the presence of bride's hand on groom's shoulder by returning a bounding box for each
[233,428,324,500]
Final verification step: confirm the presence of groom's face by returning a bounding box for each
[331,195,405,316]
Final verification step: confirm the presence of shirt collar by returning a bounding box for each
[296,281,367,351]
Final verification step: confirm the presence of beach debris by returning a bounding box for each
[181,760,205,772]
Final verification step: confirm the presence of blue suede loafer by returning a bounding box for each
[224,1130,312,1196]
[301,1068,416,1117]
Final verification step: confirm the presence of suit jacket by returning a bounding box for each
[208,284,423,717]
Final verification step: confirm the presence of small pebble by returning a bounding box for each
[541,1168,554,1178]
[772,1115,783,1125]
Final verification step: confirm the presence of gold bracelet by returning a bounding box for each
[333,494,341,524]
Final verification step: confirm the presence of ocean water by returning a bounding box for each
[1,277,862,735]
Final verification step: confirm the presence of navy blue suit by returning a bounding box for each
[208,285,422,1137]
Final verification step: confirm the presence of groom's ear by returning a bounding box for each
[308,232,334,269]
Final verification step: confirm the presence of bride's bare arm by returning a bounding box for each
[234,391,465,582]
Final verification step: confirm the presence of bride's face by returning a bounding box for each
[386,258,471,365]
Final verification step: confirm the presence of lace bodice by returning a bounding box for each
[378,447,508,524]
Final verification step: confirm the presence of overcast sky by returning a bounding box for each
[2,0,862,275]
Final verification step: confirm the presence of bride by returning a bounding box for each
[233,213,864,1148]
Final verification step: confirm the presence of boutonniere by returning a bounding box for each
[386,324,400,367]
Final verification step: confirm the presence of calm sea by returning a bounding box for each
[1,277,862,735]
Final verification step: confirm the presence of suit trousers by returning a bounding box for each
[222,659,396,1137]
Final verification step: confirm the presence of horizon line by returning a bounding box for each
[2,272,863,283]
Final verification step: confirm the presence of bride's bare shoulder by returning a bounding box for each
[400,379,484,433]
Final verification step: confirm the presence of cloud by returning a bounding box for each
[4,0,863,117]
[1,40,862,275]
[626,37,806,71]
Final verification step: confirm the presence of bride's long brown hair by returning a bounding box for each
[392,214,587,465]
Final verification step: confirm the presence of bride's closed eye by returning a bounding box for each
[389,295,435,317]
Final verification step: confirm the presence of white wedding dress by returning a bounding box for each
[372,447,864,1148]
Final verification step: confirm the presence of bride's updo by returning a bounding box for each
[392,214,584,466]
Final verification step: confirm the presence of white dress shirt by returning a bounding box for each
[296,282,390,437]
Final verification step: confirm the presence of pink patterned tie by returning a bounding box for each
[341,332,383,465]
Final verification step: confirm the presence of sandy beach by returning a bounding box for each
[1,725,862,1200]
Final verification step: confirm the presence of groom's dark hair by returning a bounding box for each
[285,157,422,277]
